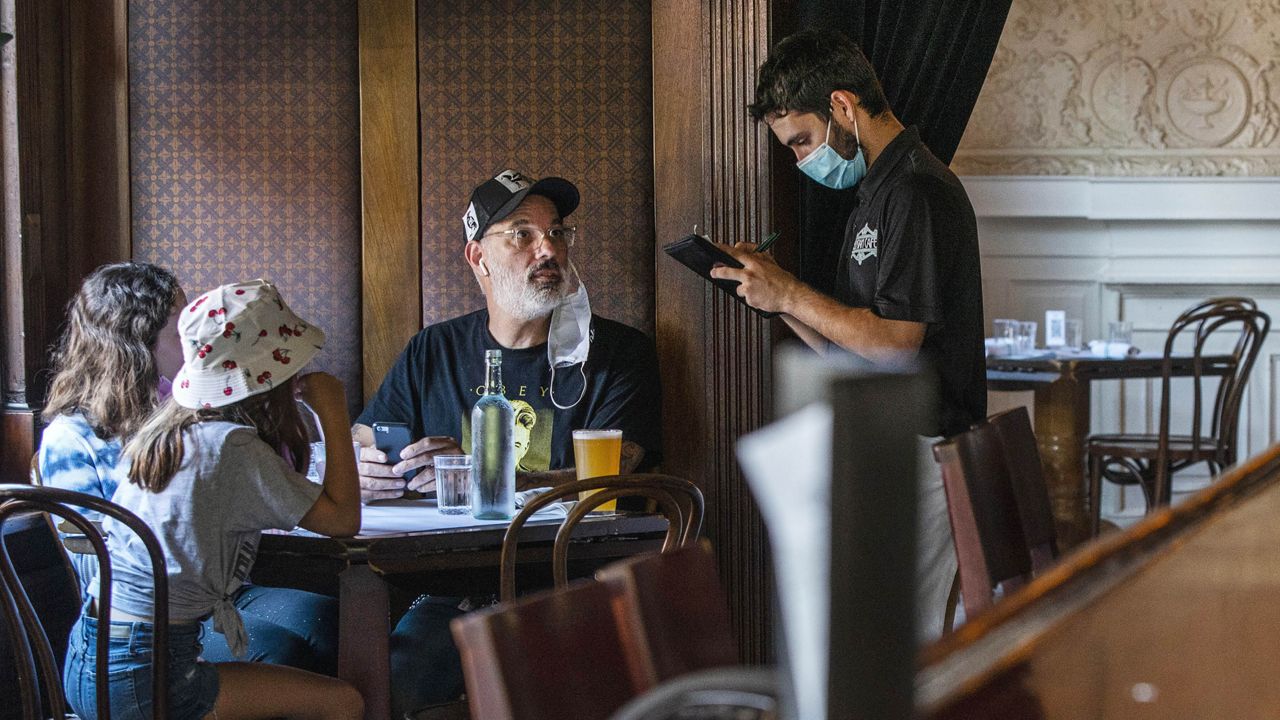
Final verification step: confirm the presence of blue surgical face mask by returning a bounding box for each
[795,115,866,190]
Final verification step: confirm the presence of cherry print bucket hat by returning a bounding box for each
[171,279,324,409]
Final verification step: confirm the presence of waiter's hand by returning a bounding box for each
[708,242,803,314]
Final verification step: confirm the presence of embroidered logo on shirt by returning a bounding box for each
[851,224,879,265]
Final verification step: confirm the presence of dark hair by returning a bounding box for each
[125,380,310,493]
[749,29,889,123]
[42,262,182,439]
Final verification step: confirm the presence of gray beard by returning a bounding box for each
[488,259,567,322]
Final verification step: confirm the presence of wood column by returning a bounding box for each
[68,0,131,269]
[358,0,421,402]
[1,0,131,481]
[653,0,779,663]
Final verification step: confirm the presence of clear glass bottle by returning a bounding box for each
[471,349,515,519]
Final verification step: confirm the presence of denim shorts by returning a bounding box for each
[63,603,220,720]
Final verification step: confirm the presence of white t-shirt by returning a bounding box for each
[92,421,323,657]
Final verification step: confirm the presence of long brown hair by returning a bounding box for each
[125,380,310,493]
[42,262,181,439]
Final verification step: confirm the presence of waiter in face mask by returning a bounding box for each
[353,170,663,504]
[711,29,985,641]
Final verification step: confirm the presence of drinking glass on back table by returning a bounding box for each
[1016,321,1038,354]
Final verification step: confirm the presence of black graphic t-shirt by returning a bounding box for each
[834,126,986,438]
[357,310,662,472]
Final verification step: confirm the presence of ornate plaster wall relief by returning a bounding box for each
[953,0,1280,176]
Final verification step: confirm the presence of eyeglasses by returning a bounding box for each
[482,225,577,250]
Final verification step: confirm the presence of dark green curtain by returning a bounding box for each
[787,0,1013,295]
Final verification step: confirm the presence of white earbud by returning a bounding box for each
[478,259,491,276]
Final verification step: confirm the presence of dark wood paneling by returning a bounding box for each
[653,0,776,664]
[1,411,33,482]
[10,0,72,412]
[359,0,421,402]
[2,0,100,477]
[68,0,130,268]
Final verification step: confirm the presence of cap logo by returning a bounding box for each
[463,203,480,241]
[495,170,531,193]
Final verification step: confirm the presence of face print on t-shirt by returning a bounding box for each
[460,380,555,472]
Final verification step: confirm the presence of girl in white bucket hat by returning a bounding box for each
[63,279,363,720]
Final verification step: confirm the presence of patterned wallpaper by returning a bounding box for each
[417,0,655,333]
[129,0,363,405]
[954,0,1280,176]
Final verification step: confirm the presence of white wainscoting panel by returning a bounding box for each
[972,177,1280,525]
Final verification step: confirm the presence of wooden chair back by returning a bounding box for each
[596,541,737,690]
[452,579,635,720]
[455,542,739,720]
[500,474,704,601]
[0,509,78,720]
[1153,296,1270,504]
[0,484,171,720]
[988,407,1059,570]
[932,407,1058,618]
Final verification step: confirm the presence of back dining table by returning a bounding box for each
[986,351,1234,548]
[253,499,669,720]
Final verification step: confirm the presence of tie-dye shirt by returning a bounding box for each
[37,412,129,586]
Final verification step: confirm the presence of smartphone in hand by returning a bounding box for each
[371,421,420,481]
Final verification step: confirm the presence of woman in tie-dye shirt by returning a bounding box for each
[38,262,339,675]
[39,262,186,545]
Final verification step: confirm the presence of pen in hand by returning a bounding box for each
[755,231,780,254]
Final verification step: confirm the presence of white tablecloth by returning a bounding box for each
[356,497,569,537]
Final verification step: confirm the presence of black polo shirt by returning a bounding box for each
[833,126,985,437]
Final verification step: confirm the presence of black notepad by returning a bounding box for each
[662,234,779,318]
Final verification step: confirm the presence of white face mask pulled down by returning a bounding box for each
[547,263,593,409]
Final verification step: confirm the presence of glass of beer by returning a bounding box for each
[572,429,622,512]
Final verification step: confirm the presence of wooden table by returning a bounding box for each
[254,505,669,720]
[986,352,1234,547]
[918,440,1280,719]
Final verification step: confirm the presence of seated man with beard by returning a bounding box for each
[352,170,662,713]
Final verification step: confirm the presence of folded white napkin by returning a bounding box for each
[984,337,1012,357]
[513,487,574,518]
[1088,340,1137,358]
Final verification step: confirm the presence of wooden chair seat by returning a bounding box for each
[1087,434,1224,461]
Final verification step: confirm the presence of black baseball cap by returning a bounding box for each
[462,169,580,242]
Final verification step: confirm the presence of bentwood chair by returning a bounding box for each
[499,474,704,601]
[933,407,1059,622]
[0,484,171,720]
[0,505,78,720]
[1087,297,1270,536]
